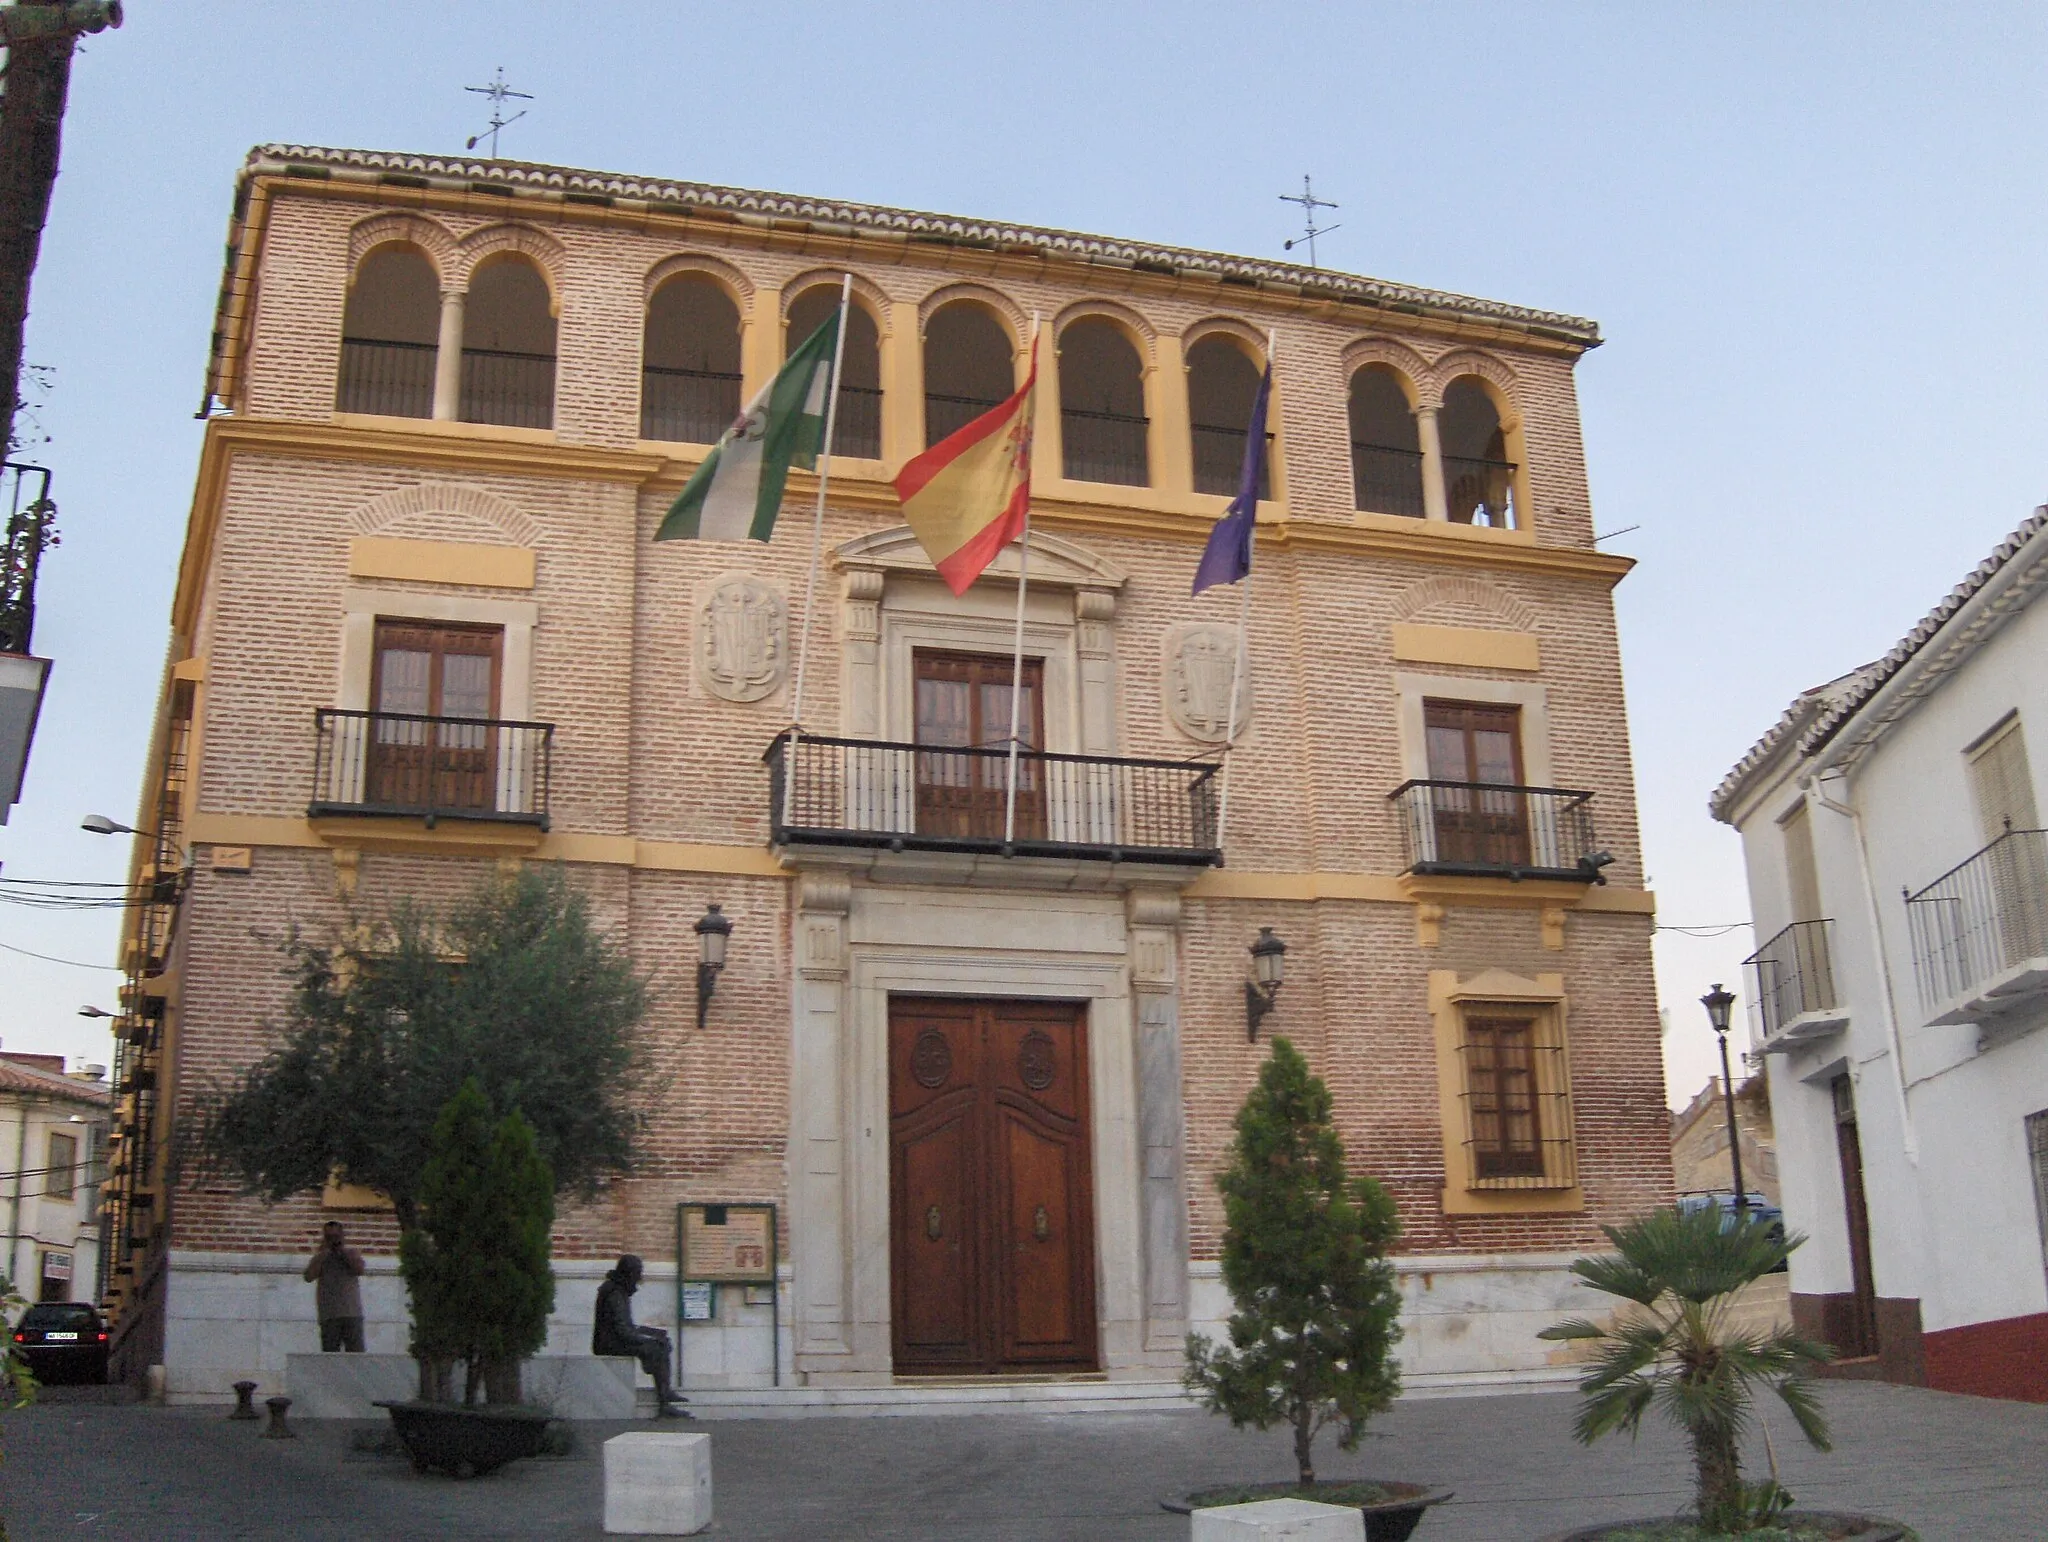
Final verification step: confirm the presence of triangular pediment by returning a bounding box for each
[1446,967,1565,1002]
[833,525,1127,593]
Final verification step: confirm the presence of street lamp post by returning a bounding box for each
[1700,982,1748,1216]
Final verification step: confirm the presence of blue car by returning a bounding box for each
[1676,1192,1788,1270]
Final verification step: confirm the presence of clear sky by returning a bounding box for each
[4,3,2044,1110]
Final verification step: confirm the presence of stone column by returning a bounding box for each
[840,570,884,738]
[432,291,466,422]
[789,873,853,1370]
[1127,886,1189,1359]
[1074,589,1118,757]
[1414,404,1449,523]
[880,297,923,470]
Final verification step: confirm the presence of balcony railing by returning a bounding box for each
[765,732,1221,865]
[1191,425,1273,498]
[832,385,882,459]
[641,365,741,444]
[925,391,1003,446]
[460,348,555,429]
[1907,827,2048,1016]
[1745,919,1843,1043]
[310,708,552,827]
[1352,442,1426,519]
[1444,454,1517,528]
[1061,408,1149,487]
[337,338,434,418]
[1391,780,1600,881]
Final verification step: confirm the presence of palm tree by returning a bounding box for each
[1538,1206,1833,1532]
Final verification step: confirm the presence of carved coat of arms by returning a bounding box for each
[697,575,787,703]
[1163,622,1253,742]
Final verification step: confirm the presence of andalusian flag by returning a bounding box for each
[656,312,841,543]
[893,341,1037,595]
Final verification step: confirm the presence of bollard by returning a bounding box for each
[228,1381,260,1420]
[262,1395,295,1440]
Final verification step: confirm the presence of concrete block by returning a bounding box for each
[605,1431,713,1536]
[286,1353,419,1418]
[523,1356,637,1419]
[1190,1497,1365,1541]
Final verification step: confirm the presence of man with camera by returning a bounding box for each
[302,1220,367,1353]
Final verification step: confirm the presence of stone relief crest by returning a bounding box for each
[697,575,787,703]
[1163,622,1253,742]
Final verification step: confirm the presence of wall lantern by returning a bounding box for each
[695,902,733,1029]
[1245,926,1287,1041]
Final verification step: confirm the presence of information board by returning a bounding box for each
[678,1202,776,1284]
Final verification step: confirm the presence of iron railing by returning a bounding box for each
[1191,425,1274,498]
[832,385,883,459]
[925,391,1004,446]
[641,365,741,444]
[1352,442,1426,519]
[1907,827,2048,1011]
[1061,408,1149,486]
[766,732,1221,864]
[1746,919,1839,1038]
[1391,780,1600,880]
[336,338,435,418]
[460,348,555,429]
[1,461,56,655]
[309,708,553,827]
[1444,454,1517,528]
[1457,1032,1576,1189]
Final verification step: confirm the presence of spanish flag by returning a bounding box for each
[893,341,1037,596]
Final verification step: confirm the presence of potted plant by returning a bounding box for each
[1174,1037,1450,1542]
[1534,1205,1911,1540]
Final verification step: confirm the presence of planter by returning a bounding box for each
[1166,1481,1455,1542]
[373,1400,553,1479]
[1532,1514,1911,1542]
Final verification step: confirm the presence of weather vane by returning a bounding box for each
[464,67,533,160]
[1280,175,1341,269]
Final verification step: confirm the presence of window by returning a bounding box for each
[1348,365,1423,517]
[36,1252,71,1305]
[45,1131,76,1201]
[461,254,555,428]
[912,650,1044,841]
[643,274,742,444]
[1463,1015,1546,1178]
[924,302,1014,447]
[1781,800,1823,923]
[1439,377,1515,528]
[1428,970,1579,1207]
[787,287,882,459]
[1423,699,1529,868]
[338,244,438,418]
[1057,318,1148,486]
[1186,336,1270,498]
[1967,716,2048,968]
[1970,716,2040,841]
[369,621,504,815]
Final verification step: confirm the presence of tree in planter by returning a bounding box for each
[401,1081,555,1407]
[1184,1036,1403,1488]
[1538,1205,1834,1533]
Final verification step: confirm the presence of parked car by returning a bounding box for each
[11,1302,108,1384]
[1676,1192,1788,1271]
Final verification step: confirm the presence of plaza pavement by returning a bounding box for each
[6,1380,2044,1540]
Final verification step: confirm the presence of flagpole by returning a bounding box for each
[783,274,854,833]
[1215,330,1275,858]
[1003,317,1041,849]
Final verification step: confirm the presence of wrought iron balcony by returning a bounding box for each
[766,732,1220,866]
[1746,919,1846,1047]
[1352,441,1426,519]
[1390,780,1602,882]
[460,347,555,429]
[337,338,434,418]
[925,391,1002,446]
[641,365,741,444]
[1444,454,1517,528]
[309,708,552,828]
[1060,408,1149,487]
[1192,424,1273,498]
[1907,827,2048,1022]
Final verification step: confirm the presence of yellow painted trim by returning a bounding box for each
[307,815,548,858]
[170,656,208,682]
[348,535,536,590]
[1353,509,1537,548]
[631,839,787,877]
[1390,622,1540,672]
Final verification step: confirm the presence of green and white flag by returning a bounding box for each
[656,312,841,542]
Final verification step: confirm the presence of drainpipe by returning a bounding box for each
[7,1095,32,1291]
[1806,772,1919,1165]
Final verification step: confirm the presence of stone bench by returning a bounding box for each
[285,1353,639,1419]
[605,1431,712,1535]
[1191,1498,1364,1541]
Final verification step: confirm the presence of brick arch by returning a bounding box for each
[916,281,1027,348]
[1392,574,1538,632]
[780,269,890,338]
[454,223,568,313]
[1053,297,1157,353]
[1340,336,1434,409]
[1181,316,1267,366]
[347,481,543,547]
[347,213,459,290]
[1430,348,1519,416]
[644,252,755,312]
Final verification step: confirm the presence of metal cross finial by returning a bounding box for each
[1280,174,1341,270]
[464,67,534,160]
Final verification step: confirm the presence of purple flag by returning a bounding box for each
[1192,365,1272,594]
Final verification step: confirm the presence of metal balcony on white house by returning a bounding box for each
[309,708,553,829]
[1745,919,1849,1052]
[1906,826,2048,1027]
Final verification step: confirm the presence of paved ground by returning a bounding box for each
[5,1380,2044,1540]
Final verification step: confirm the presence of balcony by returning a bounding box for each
[1746,919,1848,1050]
[765,732,1221,867]
[460,348,555,429]
[641,365,740,444]
[309,709,552,829]
[1907,827,2048,1025]
[1192,425,1273,498]
[1352,442,1426,519]
[1060,408,1149,487]
[337,338,434,418]
[1390,780,1602,882]
[1444,454,1517,528]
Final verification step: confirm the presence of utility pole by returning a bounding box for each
[0,1,122,461]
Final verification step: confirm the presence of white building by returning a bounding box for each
[0,1054,110,1306]
[1712,507,2048,1401]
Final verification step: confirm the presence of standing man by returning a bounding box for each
[303,1220,367,1353]
[593,1255,688,1417]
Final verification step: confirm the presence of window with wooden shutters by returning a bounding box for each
[1781,801,1823,924]
[369,621,504,815]
[912,650,1045,841]
[45,1132,76,1201]
[1463,1016,1546,1179]
[1970,716,2040,841]
[1423,699,1529,868]
[1968,716,2048,968]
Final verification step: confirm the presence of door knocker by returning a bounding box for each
[925,1205,943,1241]
[1032,1205,1050,1242]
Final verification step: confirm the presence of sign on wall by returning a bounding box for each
[678,1203,776,1283]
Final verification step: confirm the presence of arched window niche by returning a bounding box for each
[1440,376,1516,528]
[461,254,556,429]
[643,274,742,444]
[1186,334,1268,498]
[337,245,439,419]
[923,301,1014,449]
[1057,317,1148,487]
[1348,365,1424,518]
[787,287,881,459]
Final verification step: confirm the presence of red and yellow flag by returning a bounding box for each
[893,342,1037,595]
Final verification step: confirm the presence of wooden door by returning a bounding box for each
[889,997,1097,1374]
[370,621,502,813]
[913,651,1046,842]
[1424,699,1529,867]
[1832,1075,1880,1359]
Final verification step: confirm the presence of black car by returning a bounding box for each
[12,1302,108,1384]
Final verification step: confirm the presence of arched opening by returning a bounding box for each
[923,302,1014,448]
[787,287,881,459]
[1347,365,1423,518]
[337,245,438,418]
[1186,334,1268,498]
[461,254,556,429]
[1440,376,1516,528]
[642,274,742,444]
[1057,317,1148,486]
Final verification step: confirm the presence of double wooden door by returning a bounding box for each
[1424,699,1530,867]
[913,650,1046,842]
[889,997,1098,1374]
[370,620,501,813]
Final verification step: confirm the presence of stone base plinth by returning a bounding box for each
[604,1431,713,1536]
[1191,1498,1365,1541]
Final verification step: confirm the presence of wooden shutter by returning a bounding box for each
[1780,801,1823,923]
[1970,718,2040,843]
[1423,700,1524,786]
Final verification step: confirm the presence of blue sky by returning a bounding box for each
[6,3,2045,1107]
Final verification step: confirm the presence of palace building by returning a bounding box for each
[104,145,1666,1404]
